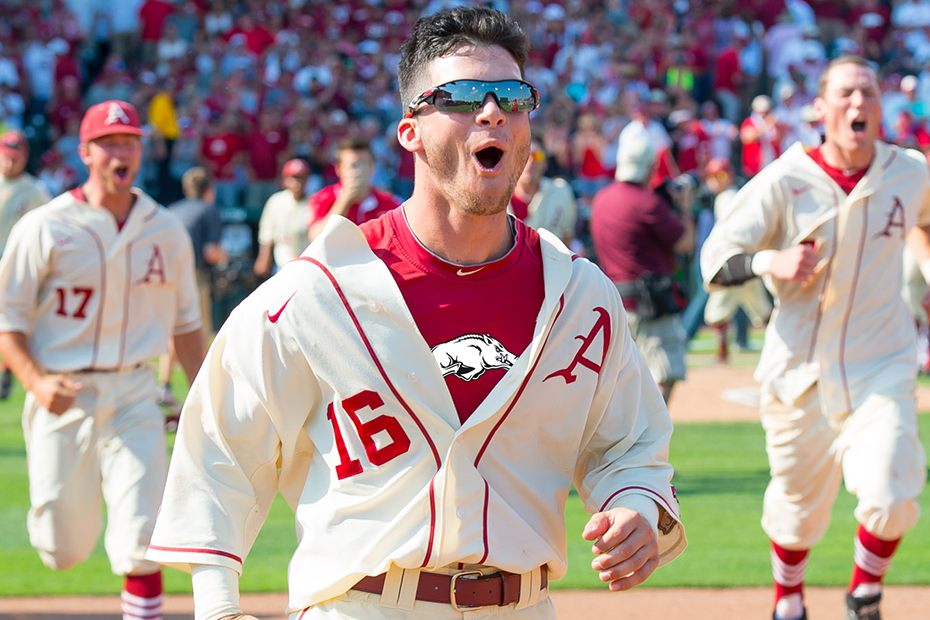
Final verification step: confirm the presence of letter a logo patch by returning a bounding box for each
[544,307,611,384]
[139,244,167,284]
[105,102,131,126]
[874,196,906,240]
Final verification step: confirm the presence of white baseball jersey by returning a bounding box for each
[0,172,50,255]
[146,217,686,614]
[0,188,202,372]
[519,177,577,243]
[702,140,930,416]
[257,189,310,267]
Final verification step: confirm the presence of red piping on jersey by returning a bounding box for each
[295,256,442,567]
[479,480,490,564]
[474,296,565,466]
[806,189,840,365]
[882,152,897,171]
[142,206,158,222]
[296,608,309,620]
[58,212,107,368]
[838,197,869,412]
[146,545,242,564]
[599,485,680,519]
[117,243,132,368]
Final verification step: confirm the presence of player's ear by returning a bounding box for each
[812,97,826,122]
[397,116,423,153]
[78,142,91,167]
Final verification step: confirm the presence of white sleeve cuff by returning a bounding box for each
[751,250,777,276]
[612,494,661,538]
[191,564,242,620]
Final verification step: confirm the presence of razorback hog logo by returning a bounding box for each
[431,333,517,381]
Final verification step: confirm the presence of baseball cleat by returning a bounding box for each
[846,591,882,620]
[773,608,807,620]
[156,384,181,415]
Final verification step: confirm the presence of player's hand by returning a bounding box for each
[770,244,818,282]
[31,374,82,415]
[582,507,659,591]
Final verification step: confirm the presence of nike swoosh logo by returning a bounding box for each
[267,292,296,323]
[456,267,485,276]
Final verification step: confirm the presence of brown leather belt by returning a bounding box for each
[352,566,548,611]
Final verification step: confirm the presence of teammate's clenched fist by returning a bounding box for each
[583,507,659,591]
[30,374,82,415]
[769,243,819,282]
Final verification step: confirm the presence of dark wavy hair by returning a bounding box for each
[397,6,530,112]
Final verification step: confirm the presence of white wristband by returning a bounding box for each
[191,564,242,620]
[920,258,930,284]
[751,250,777,276]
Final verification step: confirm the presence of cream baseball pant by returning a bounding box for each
[23,365,166,575]
[760,384,926,548]
[288,565,554,620]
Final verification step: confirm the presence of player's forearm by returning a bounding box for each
[709,250,776,286]
[0,331,43,391]
[907,225,930,281]
[173,329,206,386]
[192,564,242,620]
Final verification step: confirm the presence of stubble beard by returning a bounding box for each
[424,140,530,217]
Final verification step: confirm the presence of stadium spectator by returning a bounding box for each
[243,109,289,219]
[740,95,785,178]
[200,110,244,210]
[307,137,400,241]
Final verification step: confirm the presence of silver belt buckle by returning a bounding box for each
[449,570,483,611]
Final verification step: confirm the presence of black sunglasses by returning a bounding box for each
[406,79,540,117]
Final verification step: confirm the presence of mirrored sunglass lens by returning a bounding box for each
[435,81,535,112]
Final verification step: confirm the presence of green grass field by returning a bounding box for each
[0,362,928,596]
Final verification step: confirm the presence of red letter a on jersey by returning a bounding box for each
[544,307,611,384]
[141,244,167,284]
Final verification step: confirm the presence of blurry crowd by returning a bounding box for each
[3,0,930,329]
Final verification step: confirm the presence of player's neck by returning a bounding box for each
[818,140,873,174]
[403,196,514,265]
[81,181,135,221]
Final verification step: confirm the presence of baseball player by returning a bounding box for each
[702,56,929,620]
[146,8,686,620]
[0,100,205,620]
[0,130,51,399]
[253,158,312,277]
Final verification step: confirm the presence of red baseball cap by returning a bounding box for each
[79,100,149,143]
[282,158,310,177]
[0,130,28,156]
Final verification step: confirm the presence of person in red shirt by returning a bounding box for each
[226,13,275,57]
[308,137,401,241]
[244,109,289,219]
[669,109,711,177]
[138,0,174,65]
[740,95,785,177]
[200,111,244,209]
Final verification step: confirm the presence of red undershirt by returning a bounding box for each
[360,208,545,424]
[805,146,868,195]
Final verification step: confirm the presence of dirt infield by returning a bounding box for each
[3,587,930,619]
[2,363,928,619]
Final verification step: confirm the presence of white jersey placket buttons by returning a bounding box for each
[456,508,466,519]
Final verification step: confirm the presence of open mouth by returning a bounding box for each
[114,165,130,181]
[851,120,866,133]
[474,146,504,171]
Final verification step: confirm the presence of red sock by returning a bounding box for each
[122,572,163,620]
[771,541,809,604]
[850,525,900,593]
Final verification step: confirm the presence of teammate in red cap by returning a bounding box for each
[0,130,51,398]
[0,100,204,620]
[254,158,313,276]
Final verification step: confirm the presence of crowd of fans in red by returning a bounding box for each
[0,0,928,215]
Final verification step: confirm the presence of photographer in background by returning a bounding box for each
[590,131,695,402]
